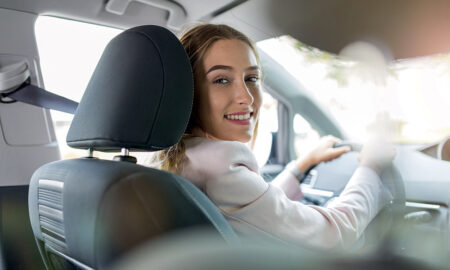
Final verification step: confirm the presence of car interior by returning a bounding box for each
[0,0,449,269]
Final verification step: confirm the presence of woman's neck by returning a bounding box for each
[191,126,221,141]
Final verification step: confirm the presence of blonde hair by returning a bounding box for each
[152,23,261,174]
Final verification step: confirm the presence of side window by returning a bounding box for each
[35,16,121,159]
[253,91,278,167]
[293,113,319,159]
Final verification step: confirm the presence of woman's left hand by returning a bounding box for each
[295,135,351,172]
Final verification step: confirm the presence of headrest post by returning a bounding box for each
[114,148,137,163]
[121,148,129,156]
[87,148,94,158]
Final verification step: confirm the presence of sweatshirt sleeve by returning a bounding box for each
[185,138,392,249]
[206,152,393,249]
[270,166,304,201]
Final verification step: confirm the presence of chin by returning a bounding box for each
[234,133,252,143]
[212,127,254,143]
[218,133,251,143]
[236,138,251,143]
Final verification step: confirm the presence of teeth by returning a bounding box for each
[226,113,251,120]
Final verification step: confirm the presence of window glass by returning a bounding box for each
[258,36,450,144]
[293,114,319,159]
[253,92,278,167]
[35,16,121,159]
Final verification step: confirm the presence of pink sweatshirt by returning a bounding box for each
[180,136,393,249]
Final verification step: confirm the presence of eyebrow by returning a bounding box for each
[206,65,260,74]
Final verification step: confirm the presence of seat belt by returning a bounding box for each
[0,61,78,114]
[1,81,78,114]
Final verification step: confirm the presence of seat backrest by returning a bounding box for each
[28,25,237,270]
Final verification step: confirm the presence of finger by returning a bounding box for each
[324,135,340,142]
[334,146,351,155]
[330,137,341,144]
[324,146,351,161]
[325,136,340,146]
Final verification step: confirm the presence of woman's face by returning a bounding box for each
[195,39,262,143]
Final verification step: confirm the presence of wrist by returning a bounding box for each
[287,161,306,183]
[296,156,315,173]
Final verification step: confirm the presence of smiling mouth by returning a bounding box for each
[224,112,253,120]
[224,112,253,126]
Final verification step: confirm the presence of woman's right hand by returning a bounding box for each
[294,135,350,173]
[359,139,396,176]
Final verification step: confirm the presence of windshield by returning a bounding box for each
[258,36,450,144]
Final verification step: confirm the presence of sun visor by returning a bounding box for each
[66,25,194,152]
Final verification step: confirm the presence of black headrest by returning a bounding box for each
[67,25,193,152]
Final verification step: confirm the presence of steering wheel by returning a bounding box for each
[315,141,406,251]
[333,141,405,205]
[358,164,405,253]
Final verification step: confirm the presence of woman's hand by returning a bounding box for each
[359,138,396,176]
[295,135,351,172]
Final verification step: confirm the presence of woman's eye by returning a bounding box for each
[213,78,229,84]
[246,76,260,83]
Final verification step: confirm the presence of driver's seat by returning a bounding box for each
[28,25,237,270]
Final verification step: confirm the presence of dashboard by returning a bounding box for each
[297,144,450,268]
[419,137,450,162]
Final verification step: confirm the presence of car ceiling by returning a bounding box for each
[0,0,241,30]
[2,0,450,59]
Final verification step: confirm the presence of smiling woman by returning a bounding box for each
[193,38,262,143]
[1,1,449,269]
[153,24,264,173]
[150,23,396,250]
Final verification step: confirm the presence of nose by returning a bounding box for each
[235,80,254,105]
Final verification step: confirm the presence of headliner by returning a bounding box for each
[2,0,450,59]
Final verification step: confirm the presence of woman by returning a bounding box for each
[153,24,395,249]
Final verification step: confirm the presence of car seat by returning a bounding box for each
[28,25,237,270]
